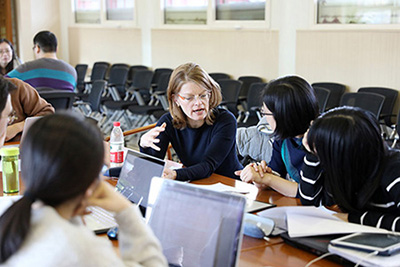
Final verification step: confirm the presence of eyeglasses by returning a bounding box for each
[177,92,211,103]
[260,111,273,117]
[0,49,11,55]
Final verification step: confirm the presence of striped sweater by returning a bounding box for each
[6,58,77,91]
[299,150,400,232]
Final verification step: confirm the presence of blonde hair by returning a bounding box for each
[167,62,222,129]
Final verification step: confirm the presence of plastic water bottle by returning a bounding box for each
[110,122,124,168]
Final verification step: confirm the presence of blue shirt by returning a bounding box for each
[140,109,243,181]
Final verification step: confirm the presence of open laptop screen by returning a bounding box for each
[115,150,165,208]
[146,178,246,267]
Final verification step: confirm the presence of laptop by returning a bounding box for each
[20,116,42,143]
[146,177,246,267]
[84,150,165,233]
[280,232,351,265]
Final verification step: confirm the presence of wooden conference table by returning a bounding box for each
[0,172,341,267]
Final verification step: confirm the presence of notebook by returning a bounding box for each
[146,177,246,267]
[84,150,165,233]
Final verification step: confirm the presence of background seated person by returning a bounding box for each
[0,113,167,266]
[140,62,242,181]
[0,78,16,146]
[0,38,22,76]
[2,77,54,141]
[6,31,77,91]
[235,76,319,197]
[300,107,400,232]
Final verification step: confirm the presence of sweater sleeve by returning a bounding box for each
[348,162,400,232]
[116,205,168,266]
[8,78,55,122]
[268,139,286,177]
[298,153,325,206]
[175,111,238,181]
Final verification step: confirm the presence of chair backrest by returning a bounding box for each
[209,72,231,83]
[90,62,110,81]
[39,91,76,111]
[128,65,149,82]
[312,82,346,111]
[108,66,129,96]
[151,68,173,86]
[340,92,385,119]
[313,86,331,113]
[358,87,398,125]
[87,80,107,112]
[131,70,154,104]
[238,76,263,98]
[246,82,267,110]
[219,79,242,115]
[75,64,88,92]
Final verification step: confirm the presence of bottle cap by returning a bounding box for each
[0,147,20,157]
[113,122,121,127]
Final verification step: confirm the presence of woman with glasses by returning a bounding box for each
[235,76,319,197]
[0,39,21,76]
[300,107,400,231]
[140,62,242,181]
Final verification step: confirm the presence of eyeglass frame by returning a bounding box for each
[1,110,18,126]
[176,91,211,104]
[0,49,12,55]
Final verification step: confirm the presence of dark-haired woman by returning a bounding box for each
[299,107,400,232]
[0,113,167,266]
[0,39,21,75]
[236,75,319,197]
[140,62,242,181]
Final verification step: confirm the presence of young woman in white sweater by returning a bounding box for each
[0,112,167,266]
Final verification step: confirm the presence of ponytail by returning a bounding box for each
[0,196,34,263]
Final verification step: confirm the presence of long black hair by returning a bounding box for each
[0,112,104,263]
[0,39,17,74]
[307,106,387,213]
[263,75,319,139]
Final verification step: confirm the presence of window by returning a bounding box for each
[164,0,268,25]
[216,0,265,21]
[164,0,208,25]
[74,0,135,24]
[106,0,134,21]
[75,0,101,24]
[317,0,400,24]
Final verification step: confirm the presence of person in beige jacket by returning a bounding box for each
[3,77,54,141]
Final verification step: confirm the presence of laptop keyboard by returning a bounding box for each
[83,206,118,234]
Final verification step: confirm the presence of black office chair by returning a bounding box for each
[75,64,88,94]
[39,90,76,111]
[358,87,398,127]
[151,68,173,89]
[209,73,231,83]
[74,80,107,124]
[237,82,267,127]
[218,79,242,117]
[79,61,110,99]
[127,65,149,85]
[313,86,331,114]
[312,82,346,111]
[238,76,264,102]
[340,92,385,119]
[128,72,171,126]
